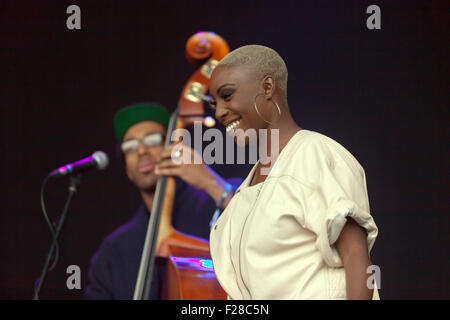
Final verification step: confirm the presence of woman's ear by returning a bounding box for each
[262,75,276,99]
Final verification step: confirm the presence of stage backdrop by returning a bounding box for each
[1,0,448,299]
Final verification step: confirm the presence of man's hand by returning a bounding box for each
[154,143,232,206]
[154,143,212,189]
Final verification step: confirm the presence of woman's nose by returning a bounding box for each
[215,104,229,124]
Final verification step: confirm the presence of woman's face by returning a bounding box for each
[209,65,268,145]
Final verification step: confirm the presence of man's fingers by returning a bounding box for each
[156,145,173,161]
[157,143,184,162]
[156,158,179,169]
[154,166,181,177]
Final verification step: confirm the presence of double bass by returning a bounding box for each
[133,32,229,300]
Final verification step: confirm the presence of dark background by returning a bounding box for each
[1,0,448,299]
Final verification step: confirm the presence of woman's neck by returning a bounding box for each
[258,115,301,167]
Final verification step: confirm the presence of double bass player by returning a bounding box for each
[84,102,242,299]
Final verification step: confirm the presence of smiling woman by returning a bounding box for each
[208,45,380,300]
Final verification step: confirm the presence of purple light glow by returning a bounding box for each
[58,156,94,173]
[71,156,94,166]
[170,257,214,271]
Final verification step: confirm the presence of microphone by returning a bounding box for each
[49,151,109,178]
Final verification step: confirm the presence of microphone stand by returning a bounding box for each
[32,174,81,300]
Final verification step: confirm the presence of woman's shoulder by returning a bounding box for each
[276,129,365,183]
[287,129,361,165]
[283,129,335,159]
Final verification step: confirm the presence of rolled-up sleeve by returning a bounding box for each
[300,140,378,268]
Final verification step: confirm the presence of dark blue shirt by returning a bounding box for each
[84,177,242,300]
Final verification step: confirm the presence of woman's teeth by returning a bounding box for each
[226,119,241,132]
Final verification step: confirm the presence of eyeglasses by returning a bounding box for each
[120,132,164,153]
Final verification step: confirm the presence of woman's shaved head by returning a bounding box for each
[217,44,288,96]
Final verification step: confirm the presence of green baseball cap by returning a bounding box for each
[113,102,170,141]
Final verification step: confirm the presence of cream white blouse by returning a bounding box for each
[210,129,379,299]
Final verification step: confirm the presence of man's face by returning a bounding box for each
[122,121,166,192]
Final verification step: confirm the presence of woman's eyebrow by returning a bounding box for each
[216,83,236,94]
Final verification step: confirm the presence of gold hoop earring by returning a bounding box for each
[254,94,282,125]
